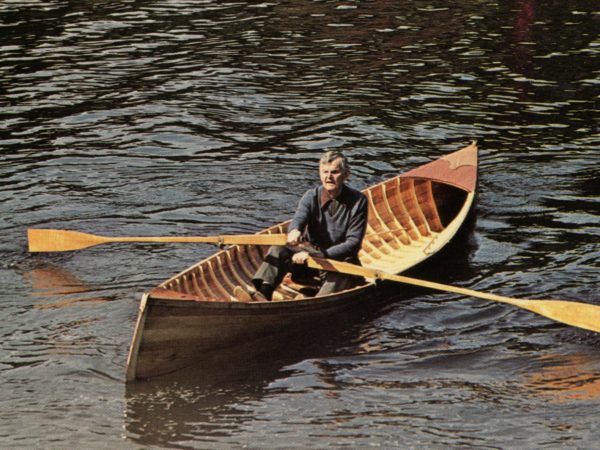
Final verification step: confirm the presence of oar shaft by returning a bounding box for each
[104,235,287,245]
[111,234,288,246]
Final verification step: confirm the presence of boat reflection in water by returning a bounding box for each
[123,301,388,447]
[123,229,479,447]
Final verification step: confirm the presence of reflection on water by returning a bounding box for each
[511,0,537,78]
[124,304,388,447]
[122,230,476,446]
[125,357,291,446]
[24,263,112,309]
[526,352,600,404]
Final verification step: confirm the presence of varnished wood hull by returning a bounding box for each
[126,142,478,381]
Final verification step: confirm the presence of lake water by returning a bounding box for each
[1,1,598,448]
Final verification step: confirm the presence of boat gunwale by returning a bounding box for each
[147,281,378,311]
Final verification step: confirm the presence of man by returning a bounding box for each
[234,150,369,302]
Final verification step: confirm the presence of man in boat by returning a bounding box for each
[234,150,369,301]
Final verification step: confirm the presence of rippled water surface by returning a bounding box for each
[1,1,599,448]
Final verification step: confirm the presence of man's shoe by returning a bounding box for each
[233,286,252,302]
[250,288,268,302]
[233,285,269,302]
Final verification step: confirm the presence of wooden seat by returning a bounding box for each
[282,273,320,297]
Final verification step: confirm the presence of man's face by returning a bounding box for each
[319,158,346,195]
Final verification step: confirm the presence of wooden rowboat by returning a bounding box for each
[126,142,478,381]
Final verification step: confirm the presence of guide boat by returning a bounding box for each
[126,142,478,381]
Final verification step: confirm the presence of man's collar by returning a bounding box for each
[320,185,345,208]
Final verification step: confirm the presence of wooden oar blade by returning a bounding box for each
[509,298,600,334]
[28,229,105,252]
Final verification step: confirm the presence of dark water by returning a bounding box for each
[1,0,599,447]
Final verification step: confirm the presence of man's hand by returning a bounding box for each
[287,229,302,246]
[291,251,309,265]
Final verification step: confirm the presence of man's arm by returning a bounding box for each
[288,189,314,242]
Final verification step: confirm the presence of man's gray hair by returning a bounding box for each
[320,150,350,177]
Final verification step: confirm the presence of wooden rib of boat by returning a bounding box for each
[126,142,478,381]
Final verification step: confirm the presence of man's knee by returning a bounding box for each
[317,272,362,296]
[264,245,291,266]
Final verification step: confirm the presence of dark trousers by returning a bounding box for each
[252,246,362,297]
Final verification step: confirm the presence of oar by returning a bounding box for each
[27,229,287,252]
[307,257,600,334]
[27,228,408,253]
